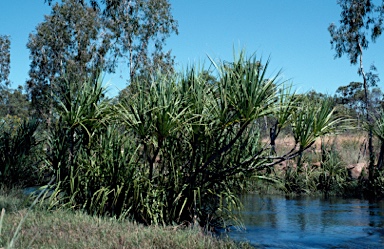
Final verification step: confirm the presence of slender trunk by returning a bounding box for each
[297,147,304,172]
[358,43,375,184]
[269,121,278,155]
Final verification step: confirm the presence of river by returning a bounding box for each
[227,194,384,248]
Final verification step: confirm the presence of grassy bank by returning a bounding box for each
[0,191,252,249]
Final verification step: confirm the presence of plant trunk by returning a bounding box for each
[269,121,278,155]
[358,44,375,185]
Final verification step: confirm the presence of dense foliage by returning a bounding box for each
[0,118,41,187]
[28,0,177,122]
[33,53,343,228]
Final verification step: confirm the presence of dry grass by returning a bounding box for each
[267,133,366,155]
[264,133,369,175]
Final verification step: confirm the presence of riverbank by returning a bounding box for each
[0,190,252,249]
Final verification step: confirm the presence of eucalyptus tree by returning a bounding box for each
[27,0,105,122]
[43,0,178,81]
[329,0,383,183]
[32,0,178,119]
[0,35,10,87]
[98,0,178,84]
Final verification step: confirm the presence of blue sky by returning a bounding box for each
[1,0,384,97]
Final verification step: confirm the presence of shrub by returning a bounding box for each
[0,118,41,187]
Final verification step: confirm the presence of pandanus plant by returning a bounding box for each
[0,118,40,187]
[290,96,344,168]
[48,51,345,228]
[113,51,345,227]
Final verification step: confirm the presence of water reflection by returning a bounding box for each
[229,194,384,248]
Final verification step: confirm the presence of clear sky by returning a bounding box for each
[1,0,384,97]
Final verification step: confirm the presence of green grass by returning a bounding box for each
[0,191,252,249]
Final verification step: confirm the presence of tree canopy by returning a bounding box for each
[30,0,178,118]
[328,0,383,65]
[27,0,104,118]
[40,0,178,80]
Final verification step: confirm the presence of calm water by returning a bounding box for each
[227,194,384,248]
